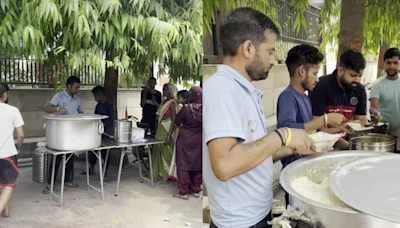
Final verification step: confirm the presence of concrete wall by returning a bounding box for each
[203,64,326,131]
[8,89,144,138]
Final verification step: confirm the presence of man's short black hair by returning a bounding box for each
[0,83,9,96]
[384,48,400,61]
[66,76,81,87]
[177,90,190,100]
[220,7,280,56]
[149,77,156,82]
[286,44,324,77]
[339,49,366,73]
[92,86,105,95]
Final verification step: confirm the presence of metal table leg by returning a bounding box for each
[59,154,66,206]
[103,149,110,180]
[49,153,74,206]
[135,145,154,187]
[50,154,57,201]
[136,145,155,187]
[136,147,143,183]
[115,148,126,196]
[86,150,105,200]
[86,151,90,191]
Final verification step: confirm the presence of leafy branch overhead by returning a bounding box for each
[205,0,400,57]
[203,0,310,35]
[0,0,203,83]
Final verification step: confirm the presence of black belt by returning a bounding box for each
[210,212,272,228]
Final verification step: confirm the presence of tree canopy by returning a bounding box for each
[0,0,203,84]
[204,0,400,57]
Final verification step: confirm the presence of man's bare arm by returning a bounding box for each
[272,148,293,163]
[44,103,58,113]
[304,116,325,132]
[208,132,282,182]
[370,98,379,110]
[15,126,24,151]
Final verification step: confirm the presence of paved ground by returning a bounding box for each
[0,158,202,228]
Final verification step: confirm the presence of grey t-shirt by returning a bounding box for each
[370,76,400,136]
[50,90,83,114]
[203,65,274,228]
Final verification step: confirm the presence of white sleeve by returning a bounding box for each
[13,108,24,128]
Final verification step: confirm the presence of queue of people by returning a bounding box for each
[141,80,203,200]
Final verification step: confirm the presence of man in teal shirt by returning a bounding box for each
[370,48,400,139]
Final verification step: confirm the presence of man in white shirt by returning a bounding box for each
[0,83,25,218]
[203,8,317,228]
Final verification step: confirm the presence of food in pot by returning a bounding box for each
[291,176,351,209]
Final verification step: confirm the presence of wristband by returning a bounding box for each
[274,130,284,147]
[284,127,292,148]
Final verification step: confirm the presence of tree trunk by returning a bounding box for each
[336,0,367,67]
[377,42,390,78]
[104,43,119,117]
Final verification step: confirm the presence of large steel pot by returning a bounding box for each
[280,151,400,228]
[44,114,108,151]
[349,133,395,152]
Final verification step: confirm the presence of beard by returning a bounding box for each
[386,69,399,77]
[340,77,359,91]
[245,55,270,81]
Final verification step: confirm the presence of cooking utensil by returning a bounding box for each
[113,120,132,143]
[330,155,400,223]
[349,133,395,152]
[44,114,108,151]
[280,151,400,228]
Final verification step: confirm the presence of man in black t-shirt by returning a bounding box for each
[81,86,116,181]
[309,49,367,149]
[141,77,162,133]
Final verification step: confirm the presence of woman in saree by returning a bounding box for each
[151,83,180,181]
[173,86,202,200]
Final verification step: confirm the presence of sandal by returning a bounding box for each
[189,191,201,198]
[173,193,189,200]
[65,182,79,188]
[42,186,50,194]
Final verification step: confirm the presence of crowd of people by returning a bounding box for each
[0,75,202,218]
[140,79,203,200]
[203,6,400,228]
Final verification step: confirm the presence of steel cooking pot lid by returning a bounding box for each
[43,114,108,120]
[329,155,400,223]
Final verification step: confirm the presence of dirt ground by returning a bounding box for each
[0,159,202,228]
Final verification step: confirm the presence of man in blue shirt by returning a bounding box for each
[43,76,82,194]
[81,86,116,181]
[277,45,347,168]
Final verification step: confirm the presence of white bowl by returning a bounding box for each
[309,132,342,152]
